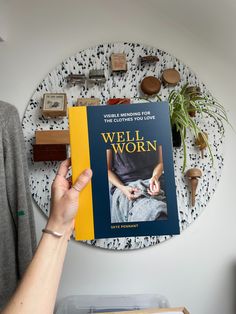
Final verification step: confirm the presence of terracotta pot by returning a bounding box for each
[172,125,181,147]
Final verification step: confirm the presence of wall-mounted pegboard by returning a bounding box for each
[22,42,224,250]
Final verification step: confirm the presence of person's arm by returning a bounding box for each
[2,159,92,314]
[148,146,164,196]
[106,149,139,200]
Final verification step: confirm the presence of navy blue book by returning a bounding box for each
[69,102,179,240]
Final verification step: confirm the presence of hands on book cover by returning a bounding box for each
[69,102,180,240]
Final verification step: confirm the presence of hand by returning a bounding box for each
[119,185,140,201]
[47,158,92,234]
[148,175,160,196]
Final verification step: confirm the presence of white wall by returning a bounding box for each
[1,1,236,313]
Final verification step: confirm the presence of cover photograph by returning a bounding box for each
[69,102,179,240]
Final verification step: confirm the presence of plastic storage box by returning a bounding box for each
[55,294,169,314]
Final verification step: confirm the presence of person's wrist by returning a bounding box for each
[46,218,73,238]
[152,174,158,180]
[118,184,125,191]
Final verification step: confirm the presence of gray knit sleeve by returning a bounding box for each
[3,106,37,277]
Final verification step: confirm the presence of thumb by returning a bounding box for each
[70,169,93,194]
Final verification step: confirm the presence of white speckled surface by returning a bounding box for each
[22,42,224,250]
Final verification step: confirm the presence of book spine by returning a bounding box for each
[68,107,95,240]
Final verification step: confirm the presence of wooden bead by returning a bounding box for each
[140,76,161,95]
[162,68,181,86]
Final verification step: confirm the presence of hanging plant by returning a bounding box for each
[167,83,230,171]
[135,83,230,172]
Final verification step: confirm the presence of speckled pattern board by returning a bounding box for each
[22,42,224,250]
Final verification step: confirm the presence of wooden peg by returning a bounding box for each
[186,168,202,207]
[76,98,100,107]
[140,55,159,65]
[195,132,208,158]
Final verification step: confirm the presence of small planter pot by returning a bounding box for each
[172,125,181,147]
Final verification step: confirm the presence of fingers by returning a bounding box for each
[148,184,160,196]
[56,158,71,177]
[150,179,160,193]
[127,187,140,200]
[128,193,135,201]
[129,187,139,193]
[129,195,139,200]
[128,192,140,200]
[149,181,154,192]
[150,183,158,193]
[155,181,160,193]
[148,188,156,196]
[148,188,154,195]
[151,179,158,192]
[70,169,93,194]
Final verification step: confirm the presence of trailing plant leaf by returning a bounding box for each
[166,83,230,172]
[136,84,230,172]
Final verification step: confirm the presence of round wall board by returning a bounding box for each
[22,42,224,250]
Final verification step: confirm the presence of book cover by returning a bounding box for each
[69,102,179,240]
